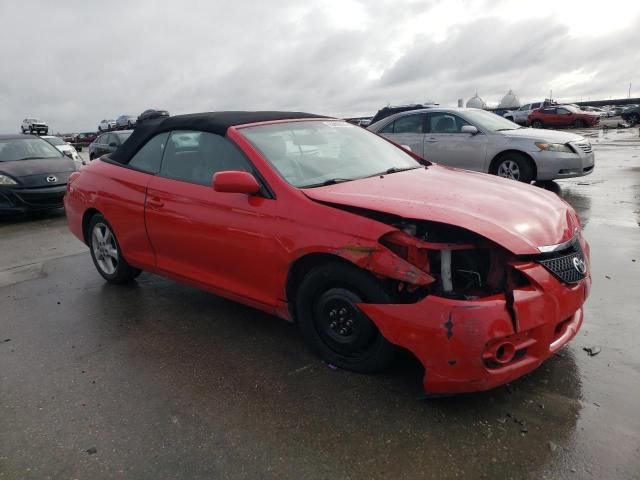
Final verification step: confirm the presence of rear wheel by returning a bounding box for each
[295,262,395,372]
[88,214,141,284]
[531,119,544,129]
[628,113,639,126]
[493,152,534,183]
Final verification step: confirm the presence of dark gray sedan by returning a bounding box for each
[0,134,76,213]
[88,130,133,160]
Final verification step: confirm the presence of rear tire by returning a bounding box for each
[295,262,395,373]
[628,113,639,126]
[88,214,141,284]
[493,152,535,183]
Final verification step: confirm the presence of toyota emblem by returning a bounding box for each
[46,175,57,183]
[572,257,586,275]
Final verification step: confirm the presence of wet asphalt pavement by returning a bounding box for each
[1,129,639,479]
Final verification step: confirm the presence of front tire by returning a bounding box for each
[493,152,535,183]
[573,119,586,128]
[295,262,395,372]
[531,119,544,129]
[88,214,141,284]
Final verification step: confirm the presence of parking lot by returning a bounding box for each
[1,128,639,479]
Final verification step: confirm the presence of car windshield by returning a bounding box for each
[241,120,421,188]
[44,137,65,146]
[0,138,63,161]
[462,110,522,132]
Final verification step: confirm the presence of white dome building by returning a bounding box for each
[466,93,486,109]
[498,89,520,109]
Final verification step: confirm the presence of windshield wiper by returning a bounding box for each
[366,166,422,178]
[496,127,522,131]
[303,178,352,188]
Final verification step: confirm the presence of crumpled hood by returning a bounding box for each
[501,128,585,143]
[303,166,579,255]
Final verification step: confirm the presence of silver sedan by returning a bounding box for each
[367,107,595,183]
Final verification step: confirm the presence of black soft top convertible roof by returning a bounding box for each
[110,111,330,164]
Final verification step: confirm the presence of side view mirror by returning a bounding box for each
[63,151,74,158]
[213,171,261,195]
[400,144,412,152]
[461,125,479,135]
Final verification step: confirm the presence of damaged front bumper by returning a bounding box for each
[359,261,591,394]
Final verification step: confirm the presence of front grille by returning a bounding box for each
[574,142,592,154]
[14,190,65,207]
[538,242,586,284]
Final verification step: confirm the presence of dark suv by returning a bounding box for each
[369,103,438,125]
[621,106,640,125]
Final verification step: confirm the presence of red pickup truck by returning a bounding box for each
[528,105,599,128]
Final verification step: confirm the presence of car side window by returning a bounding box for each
[520,104,530,111]
[380,121,395,134]
[160,130,252,186]
[128,132,169,174]
[392,114,426,134]
[541,108,556,114]
[531,103,541,109]
[427,113,469,134]
[557,108,570,114]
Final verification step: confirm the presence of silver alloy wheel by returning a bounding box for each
[497,160,520,180]
[91,222,119,275]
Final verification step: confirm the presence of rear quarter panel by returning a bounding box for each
[66,160,156,269]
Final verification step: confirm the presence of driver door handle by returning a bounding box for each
[426,138,438,143]
[147,196,165,209]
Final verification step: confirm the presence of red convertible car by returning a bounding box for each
[64,111,590,394]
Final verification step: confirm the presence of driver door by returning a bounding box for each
[144,130,283,309]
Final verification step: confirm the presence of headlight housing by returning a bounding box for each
[0,174,18,185]
[535,142,574,153]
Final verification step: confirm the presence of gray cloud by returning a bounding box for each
[0,1,638,133]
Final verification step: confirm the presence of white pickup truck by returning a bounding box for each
[503,102,544,125]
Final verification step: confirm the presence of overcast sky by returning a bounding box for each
[1,0,639,132]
